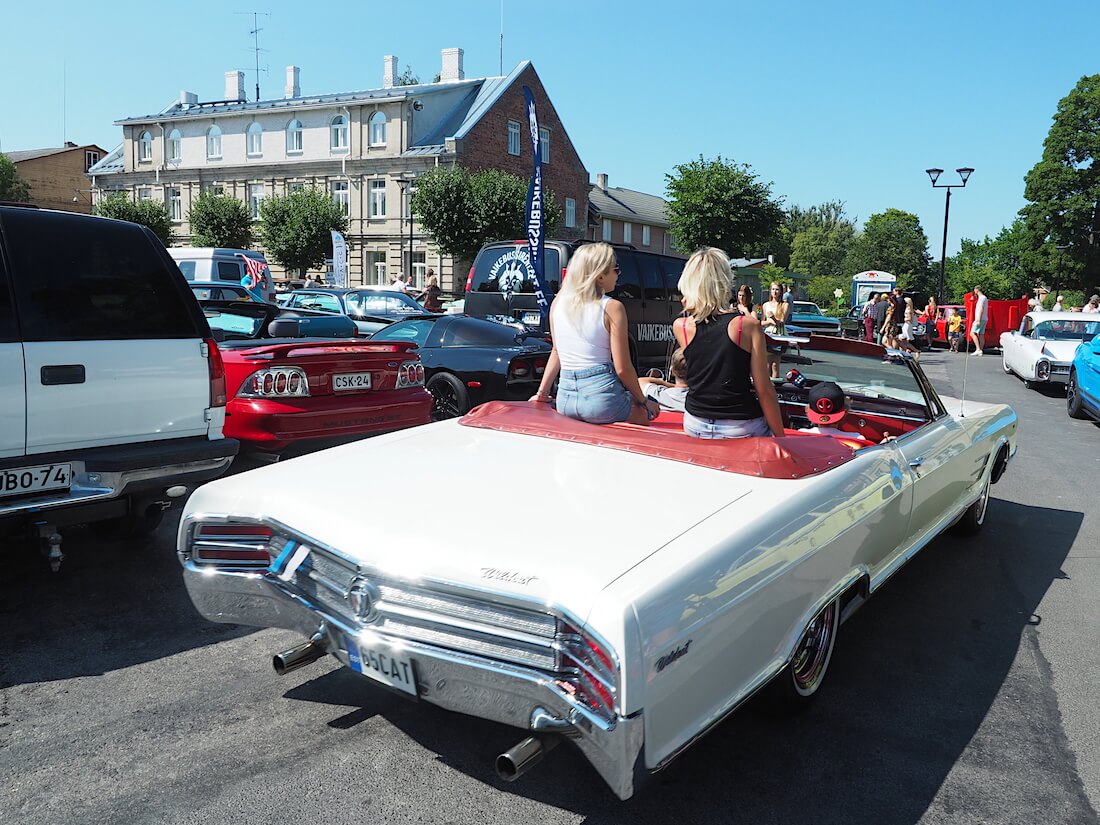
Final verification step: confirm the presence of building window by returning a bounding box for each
[366,250,387,285]
[330,115,348,151]
[539,127,550,164]
[167,130,182,162]
[412,251,426,286]
[369,112,387,146]
[369,180,386,217]
[507,120,521,156]
[84,150,100,171]
[167,188,182,222]
[642,225,651,247]
[602,220,612,242]
[331,180,349,216]
[623,222,633,244]
[206,126,222,160]
[138,187,152,201]
[248,183,264,219]
[286,119,303,153]
[565,197,576,228]
[288,181,305,193]
[138,131,153,162]
[247,122,263,157]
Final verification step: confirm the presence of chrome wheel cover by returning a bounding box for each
[790,600,837,696]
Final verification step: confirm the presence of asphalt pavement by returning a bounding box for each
[1,345,1098,825]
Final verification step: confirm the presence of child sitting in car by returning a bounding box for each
[638,348,689,413]
[801,381,895,444]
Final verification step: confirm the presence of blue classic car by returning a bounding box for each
[282,288,437,336]
[1067,322,1100,422]
[789,301,842,336]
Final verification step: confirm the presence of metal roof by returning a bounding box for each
[87,144,124,174]
[7,144,105,163]
[589,184,669,227]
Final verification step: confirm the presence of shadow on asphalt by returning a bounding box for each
[0,516,255,687]
[281,499,1087,824]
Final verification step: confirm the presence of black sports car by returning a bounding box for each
[370,315,551,420]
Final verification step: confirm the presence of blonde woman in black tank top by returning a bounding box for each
[673,248,784,439]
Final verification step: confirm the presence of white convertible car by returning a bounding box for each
[178,337,1017,800]
[1000,311,1099,388]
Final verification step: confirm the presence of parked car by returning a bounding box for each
[169,247,276,304]
[369,314,552,420]
[1001,312,1100,390]
[788,301,842,336]
[190,283,262,302]
[283,288,437,336]
[178,335,1016,799]
[466,240,686,372]
[0,206,238,568]
[201,301,431,454]
[1067,322,1100,421]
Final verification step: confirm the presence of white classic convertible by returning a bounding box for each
[999,311,1099,388]
[178,336,1017,800]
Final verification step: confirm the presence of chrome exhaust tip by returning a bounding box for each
[272,636,327,676]
[495,735,559,782]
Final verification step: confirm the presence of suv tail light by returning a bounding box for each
[205,337,227,407]
[237,366,310,398]
[396,361,425,388]
[191,523,274,567]
[465,266,475,294]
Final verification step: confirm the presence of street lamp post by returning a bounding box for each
[396,177,418,287]
[925,167,974,303]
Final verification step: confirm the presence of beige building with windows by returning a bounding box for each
[9,143,107,213]
[89,49,589,292]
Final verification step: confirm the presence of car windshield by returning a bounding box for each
[793,302,823,315]
[1035,319,1100,340]
[780,346,929,407]
[346,291,421,315]
[203,308,264,339]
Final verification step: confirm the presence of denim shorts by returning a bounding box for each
[556,363,633,424]
[683,411,771,439]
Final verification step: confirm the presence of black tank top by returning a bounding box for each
[684,314,764,420]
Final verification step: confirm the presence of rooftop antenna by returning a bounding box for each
[236,11,270,101]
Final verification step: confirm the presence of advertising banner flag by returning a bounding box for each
[237,254,269,302]
[522,85,551,325]
[330,230,348,288]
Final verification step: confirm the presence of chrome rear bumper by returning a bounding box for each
[181,562,645,799]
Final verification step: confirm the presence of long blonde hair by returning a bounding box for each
[556,242,616,326]
[678,247,734,323]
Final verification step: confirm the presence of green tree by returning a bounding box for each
[843,209,931,294]
[789,222,856,280]
[749,200,854,267]
[187,191,253,248]
[665,155,783,256]
[807,275,850,312]
[1020,74,1100,293]
[258,187,348,276]
[942,220,1036,301]
[93,192,173,246]
[411,166,560,261]
[396,65,420,86]
[0,154,31,202]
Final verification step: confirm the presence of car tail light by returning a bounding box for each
[238,366,310,398]
[509,358,531,378]
[533,358,548,376]
[465,266,475,293]
[205,338,227,407]
[190,523,274,567]
[396,360,425,388]
[557,621,617,718]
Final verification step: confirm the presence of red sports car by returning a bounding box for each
[204,301,432,454]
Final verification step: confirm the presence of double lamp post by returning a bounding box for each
[925,166,974,303]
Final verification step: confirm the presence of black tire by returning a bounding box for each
[1067,370,1088,419]
[427,372,470,421]
[91,507,164,540]
[769,596,839,710]
[951,473,990,536]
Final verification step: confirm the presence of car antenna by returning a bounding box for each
[959,338,970,418]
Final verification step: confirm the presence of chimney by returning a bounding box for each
[224,71,245,102]
[383,55,398,88]
[596,173,608,192]
[440,48,464,83]
[179,90,198,108]
[285,66,300,98]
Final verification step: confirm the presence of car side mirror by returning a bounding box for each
[267,318,303,338]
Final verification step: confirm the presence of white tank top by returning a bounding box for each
[552,295,613,370]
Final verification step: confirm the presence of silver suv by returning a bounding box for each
[0,206,238,569]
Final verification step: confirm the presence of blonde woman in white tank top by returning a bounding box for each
[531,243,652,425]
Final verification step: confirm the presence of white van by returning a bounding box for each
[169,247,276,304]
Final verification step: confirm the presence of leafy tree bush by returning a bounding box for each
[0,154,31,202]
[807,275,850,312]
[258,187,347,276]
[1042,290,1086,310]
[843,209,932,295]
[665,155,783,256]
[188,191,253,248]
[94,192,173,246]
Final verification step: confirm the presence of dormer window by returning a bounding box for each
[286,119,303,153]
[138,131,153,162]
[369,112,387,146]
[330,115,348,151]
[206,125,222,160]
[247,122,263,157]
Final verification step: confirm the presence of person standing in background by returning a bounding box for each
[970,285,989,355]
[862,291,878,342]
[872,292,889,346]
[924,295,939,343]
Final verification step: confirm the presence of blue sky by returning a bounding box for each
[1,0,1093,258]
